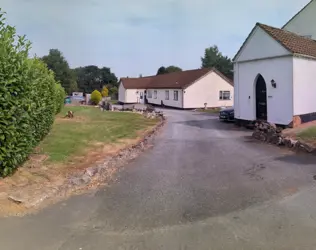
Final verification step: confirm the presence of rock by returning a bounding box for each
[299,142,315,153]
[8,195,24,204]
[81,174,91,184]
[283,137,298,148]
[69,177,85,186]
[85,167,98,177]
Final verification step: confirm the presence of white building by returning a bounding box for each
[283,0,316,40]
[118,68,234,109]
[233,22,316,127]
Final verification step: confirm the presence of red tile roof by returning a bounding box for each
[120,68,233,89]
[258,23,316,58]
[234,22,316,61]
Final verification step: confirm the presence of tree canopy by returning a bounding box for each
[201,45,233,79]
[41,49,78,94]
[165,65,182,73]
[156,65,182,75]
[74,66,118,94]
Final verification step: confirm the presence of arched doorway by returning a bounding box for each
[255,74,267,120]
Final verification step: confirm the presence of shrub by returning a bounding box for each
[90,90,102,105]
[54,83,66,114]
[0,10,63,177]
[101,86,109,97]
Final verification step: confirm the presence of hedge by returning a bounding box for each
[54,83,66,114]
[0,10,65,177]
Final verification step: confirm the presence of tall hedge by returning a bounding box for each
[0,10,64,177]
[54,83,66,114]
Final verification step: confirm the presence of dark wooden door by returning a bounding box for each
[256,75,267,120]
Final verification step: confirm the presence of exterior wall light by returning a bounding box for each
[271,79,277,88]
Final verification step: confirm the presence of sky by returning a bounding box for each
[1,0,311,78]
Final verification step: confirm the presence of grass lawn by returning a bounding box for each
[39,106,159,162]
[297,126,316,141]
[109,100,118,104]
[197,108,221,113]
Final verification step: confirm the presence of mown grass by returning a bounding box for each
[38,106,159,162]
[197,108,221,113]
[297,126,316,140]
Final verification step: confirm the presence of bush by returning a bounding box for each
[101,86,109,97]
[0,10,63,177]
[90,90,102,105]
[54,83,66,114]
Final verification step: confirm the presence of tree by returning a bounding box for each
[101,86,109,97]
[90,90,102,104]
[74,66,118,94]
[157,66,167,75]
[165,65,182,73]
[41,49,78,94]
[110,86,118,99]
[201,45,233,79]
[157,65,182,75]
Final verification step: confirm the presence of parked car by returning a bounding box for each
[219,107,234,122]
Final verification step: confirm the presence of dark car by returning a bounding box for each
[219,107,234,122]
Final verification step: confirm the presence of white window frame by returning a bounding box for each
[154,90,157,99]
[219,91,230,100]
[173,90,179,101]
[165,90,169,100]
[147,90,152,98]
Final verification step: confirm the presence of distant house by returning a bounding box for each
[118,68,234,109]
[234,22,316,127]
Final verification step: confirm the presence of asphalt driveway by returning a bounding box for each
[1,109,316,249]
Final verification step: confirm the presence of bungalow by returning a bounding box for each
[118,68,234,109]
[234,0,316,127]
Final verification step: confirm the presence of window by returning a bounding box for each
[154,90,157,99]
[147,90,152,98]
[165,90,169,100]
[173,90,179,101]
[219,91,230,100]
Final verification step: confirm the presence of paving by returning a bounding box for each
[1,109,316,250]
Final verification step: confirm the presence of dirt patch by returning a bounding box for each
[0,118,165,217]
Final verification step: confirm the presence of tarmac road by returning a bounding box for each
[1,109,316,250]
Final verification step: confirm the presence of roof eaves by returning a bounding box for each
[282,0,314,29]
[293,53,316,60]
[232,24,260,62]
[211,68,234,86]
[256,23,294,54]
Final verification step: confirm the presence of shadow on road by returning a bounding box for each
[275,154,316,165]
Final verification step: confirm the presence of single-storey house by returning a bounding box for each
[234,0,316,127]
[119,68,234,109]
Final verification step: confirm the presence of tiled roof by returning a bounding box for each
[120,76,152,89]
[120,68,233,89]
[234,22,316,61]
[258,23,316,58]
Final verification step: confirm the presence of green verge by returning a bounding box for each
[39,106,159,162]
[297,126,316,140]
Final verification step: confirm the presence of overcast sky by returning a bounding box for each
[1,0,310,78]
